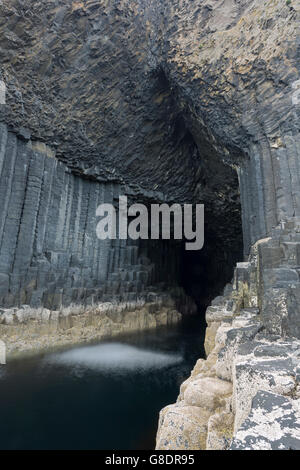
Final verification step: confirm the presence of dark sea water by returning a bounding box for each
[0,317,205,450]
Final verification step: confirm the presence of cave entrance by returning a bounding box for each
[132,68,244,321]
[139,209,243,321]
[180,226,243,316]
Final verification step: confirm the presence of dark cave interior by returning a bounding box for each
[139,215,243,321]
[179,227,243,315]
[144,70,244,318]
[136,71,244,320]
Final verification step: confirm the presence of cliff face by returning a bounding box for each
[0,0,299,449]
[0,0,245,319]
[2,0,297,252]
[1,0,299,335]
[0,122,179,310]
[156,235,300,450]
[0,120,194,355]
[162,0,299,252]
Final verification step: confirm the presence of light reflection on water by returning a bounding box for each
[0,317,205,450]
[45,343,183,374]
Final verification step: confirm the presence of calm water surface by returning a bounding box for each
[0,317,205,450]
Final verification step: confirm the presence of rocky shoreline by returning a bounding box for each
[156,224,300,450]
[156,305,300,450]
[0,293,182,359]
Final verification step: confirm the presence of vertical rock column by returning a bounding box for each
[0,125,164,310]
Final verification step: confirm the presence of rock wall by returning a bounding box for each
[0,114,231,348]
[1,0,299,306]
[0,121,197,354]
[0,122,160,310]
[0,0,299,448]
[0,0,245,288]
[161,0,300,257]
[153,3,300,447]
[239,133,300,257]
[1,294,182,358]
[0,0,245,325]
[0,0,299,252]
[156,225,300,450]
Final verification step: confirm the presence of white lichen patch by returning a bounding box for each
[231,391,300,450]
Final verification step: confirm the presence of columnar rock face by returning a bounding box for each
[0,0,245,328]
[0,0,299,280]
[0,0,299,449]
[0,119,194,353]
[156,236,300,450]
[2,0,297,306]
[0,0,244,288]
[0,122,179,310]
[160,0,300,255]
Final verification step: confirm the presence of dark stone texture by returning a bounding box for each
[253,344,290,358]
[0,1,299,337]
[0,124,196,312]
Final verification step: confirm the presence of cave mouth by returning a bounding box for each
[179,228,243,316]
[135,67,245,318]
[140,213,243,320]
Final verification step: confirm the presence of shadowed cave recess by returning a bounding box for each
[0,66,243,322]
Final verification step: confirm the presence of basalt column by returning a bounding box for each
[0,124,157,309]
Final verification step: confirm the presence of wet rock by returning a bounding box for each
[0,297,183,357]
